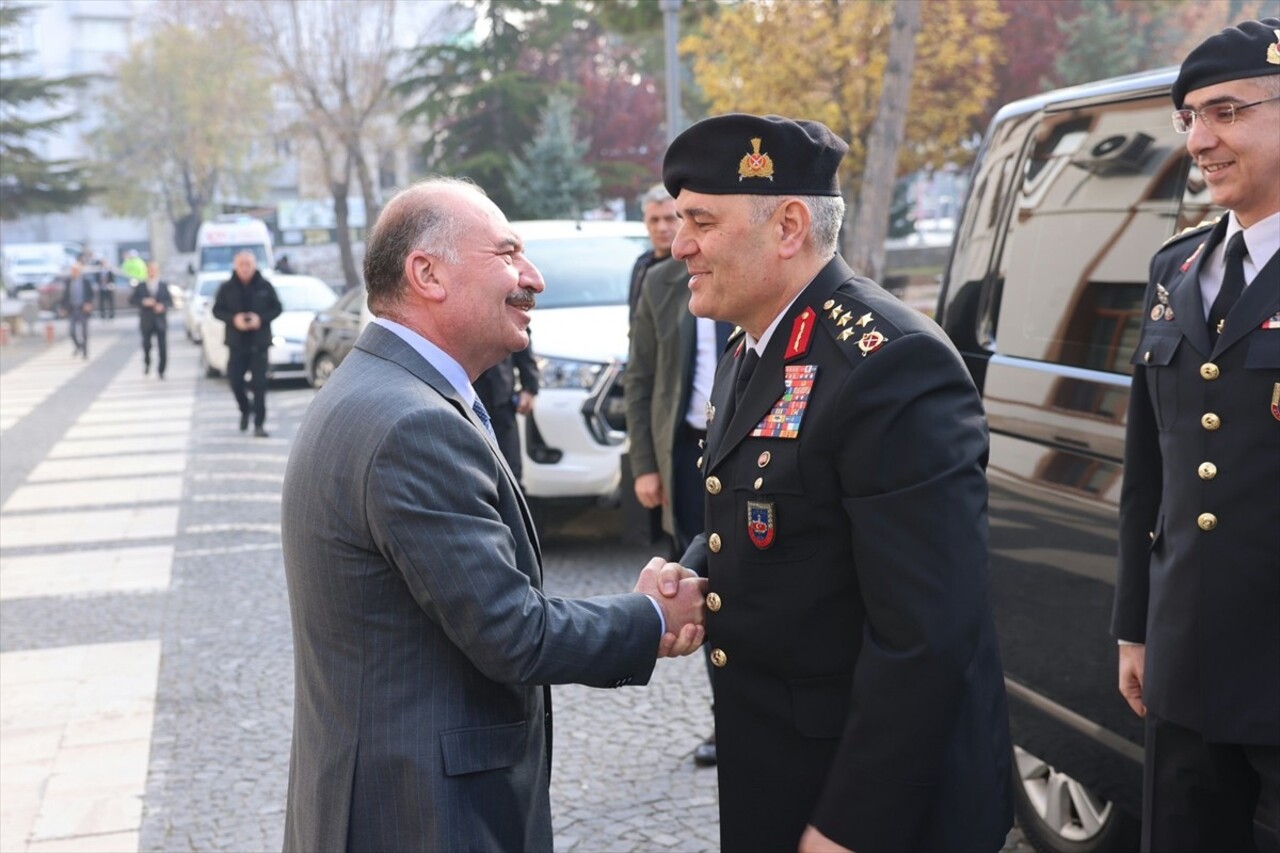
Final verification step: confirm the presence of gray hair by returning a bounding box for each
[640,183,673,208]
[748,194,845,256]
[363,177,479,316]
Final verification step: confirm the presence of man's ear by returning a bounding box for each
[776,199,810,260]
[404,250,447,302]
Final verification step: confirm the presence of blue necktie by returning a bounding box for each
[471,397,497,442]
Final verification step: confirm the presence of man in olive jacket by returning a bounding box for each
[212,251,282,437]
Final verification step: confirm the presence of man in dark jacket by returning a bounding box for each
[212,251,282,437]
[130,261,175,379]
[473,340,539,487]
[59,260,94,359]
[664,113,1012,852]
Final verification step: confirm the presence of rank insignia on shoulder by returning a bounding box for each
[1272,383,1280,422]
[1262,312,1280,330]
[857,330,888,356]
[746,500,775,549]
[855,312,874,327]
[738,137,774,182]
[752,364,817,439]
[785,307,816,360]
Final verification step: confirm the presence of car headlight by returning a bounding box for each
[537,357,605,390]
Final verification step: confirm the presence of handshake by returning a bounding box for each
[633,557,708,658]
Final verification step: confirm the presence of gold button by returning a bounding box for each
[1201,413,1221,431]
[757,451,771,468]
[1143,351,1152,364]
[753,477,763,490]
[1197,513,1217,531]
[1199,362,1220,380]
[707,592,722,612]
[710,648,727,667]
[708,533,722,553]
[1198,462,1217,480]
[706,476,722,495]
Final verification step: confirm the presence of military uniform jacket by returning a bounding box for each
[680,256,1012,852]
[1112,218,1280,746]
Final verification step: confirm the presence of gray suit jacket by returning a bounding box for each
[282,322,661,852]
[624,257,695,539]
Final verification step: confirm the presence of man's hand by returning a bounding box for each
[634,558,706,657]
[515,390,535,415]
[81,302,93,314]
[799,825,852,853]
[1118,643,1146,718]
[634,472,665,509]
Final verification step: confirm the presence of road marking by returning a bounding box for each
[0,546,173,601]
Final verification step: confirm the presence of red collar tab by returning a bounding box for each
[784,307,816,361]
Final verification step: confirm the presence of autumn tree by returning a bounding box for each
[682,0,1005,272]
[247,0,401,289]
[92,14,273,250]
[506,93,599,219]
[0,5,94,219]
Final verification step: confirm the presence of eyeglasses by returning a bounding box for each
[1172,95,1280,133]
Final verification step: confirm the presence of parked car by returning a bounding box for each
[934,66,1280,852]
[299,220,648,503]
[183,275,223,343]
[304,285,367,388]
[199,273,337,379]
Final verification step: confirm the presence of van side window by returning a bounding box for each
[991,96,1188,376]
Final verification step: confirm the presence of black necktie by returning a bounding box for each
[734,349,759,406]
[1208,231,1247,340]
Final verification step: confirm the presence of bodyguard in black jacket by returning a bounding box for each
[129,261,175,378]
[212,251,282,436]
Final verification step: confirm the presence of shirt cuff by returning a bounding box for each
[645,595,666,637]
[1117,639,1142,646]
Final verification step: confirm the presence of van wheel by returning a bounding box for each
[1013,746,1139,853]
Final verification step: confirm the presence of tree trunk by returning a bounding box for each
[843,0,922,283]
[174,212,202,253]
[350,139,380,234]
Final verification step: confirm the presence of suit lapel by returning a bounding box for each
[355,324,542,562]
[1216,248,1279,355]
[1167,218,1224,359]
[708,257,852,471]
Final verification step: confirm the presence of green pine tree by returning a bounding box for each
[506,93,599,220]
[0,6,94,218]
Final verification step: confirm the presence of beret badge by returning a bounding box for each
[738,138,774,182]
[1269,29,1280,64]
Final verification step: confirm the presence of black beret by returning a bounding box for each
[1172,18,1280,108]
[663,113,848,198]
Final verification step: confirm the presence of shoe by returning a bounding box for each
[254,426,269,438]
[693,733,717,767]
[239,413,250,431]
[158,373,165,380]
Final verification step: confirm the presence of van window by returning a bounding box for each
[200,244,269,272]
[992,96,1192,376]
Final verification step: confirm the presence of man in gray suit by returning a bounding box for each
[281,177,707,853]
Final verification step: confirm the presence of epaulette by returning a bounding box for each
[1161,216,1219,246]
[816,287,903,364]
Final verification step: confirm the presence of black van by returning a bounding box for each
[934,66,1256,852]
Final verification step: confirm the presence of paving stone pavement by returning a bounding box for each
[1,318,1032,852]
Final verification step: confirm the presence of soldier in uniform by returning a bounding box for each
[1111,19,1280,851]
[662,114,1012,852]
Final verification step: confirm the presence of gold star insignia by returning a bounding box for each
[855,312,873,327]
[828,303,843,320]
[836,311,853,327]
[838,327,857,341]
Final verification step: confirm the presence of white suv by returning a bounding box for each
[513,220,648,501]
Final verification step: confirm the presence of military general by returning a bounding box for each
[1112,18,1280,852]
[664,114,1013,852]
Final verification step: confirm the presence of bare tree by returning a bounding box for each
[249,0,400,288]
[844,0,923,282]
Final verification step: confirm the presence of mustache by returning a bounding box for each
[506,289,537,311]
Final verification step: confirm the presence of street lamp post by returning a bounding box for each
[659,0,682,144]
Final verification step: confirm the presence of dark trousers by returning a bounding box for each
[98,288,115,318]
[1143,714,1280,852]
[490,404,522,484]
[142,323,167,376]
[68,311,89,355]
[228,347,269,427]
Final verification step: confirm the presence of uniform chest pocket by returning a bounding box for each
[731,442,820,563]
[1131,332,1181,431]
[1245,329,1280,370]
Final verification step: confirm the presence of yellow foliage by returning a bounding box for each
[682,0,1006,197]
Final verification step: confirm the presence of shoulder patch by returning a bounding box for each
[1161,217,1218,247]
[819,286,904,365]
